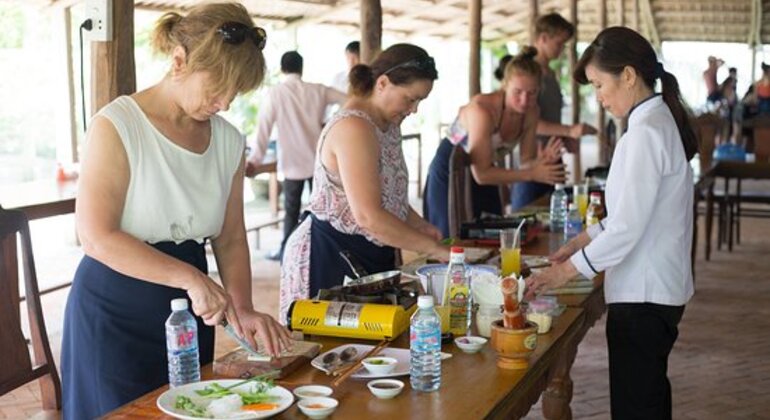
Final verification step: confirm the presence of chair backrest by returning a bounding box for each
[447,147,474,238]
[693,113,724,173]
[0,206,61,410]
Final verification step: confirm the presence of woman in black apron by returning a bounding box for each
[279,44,449,321]
[60,4,290,418]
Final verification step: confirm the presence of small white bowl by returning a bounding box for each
[297,397,338,419]
[454,336,488,353]
[367,379,405,399]
[293,385,333,400]
[361,356,398,375]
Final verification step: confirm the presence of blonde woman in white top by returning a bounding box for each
[526,27,698,419]
[61,4,290,419]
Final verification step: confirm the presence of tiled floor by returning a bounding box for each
[4,183,770,419]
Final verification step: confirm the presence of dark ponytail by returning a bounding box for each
[348,43,438,97]
[660,70,698,160]
[574,26,697,161]
[494,54,513,82]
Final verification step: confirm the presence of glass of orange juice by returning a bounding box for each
[500,228,521,277]
[573,183,589,221]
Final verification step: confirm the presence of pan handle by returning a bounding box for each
[339,250,367,280]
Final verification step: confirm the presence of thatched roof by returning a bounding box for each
[128,0,767,45]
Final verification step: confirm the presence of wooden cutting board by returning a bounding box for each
[213,341,321,379]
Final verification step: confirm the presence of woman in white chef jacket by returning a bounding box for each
[526,26,698,419]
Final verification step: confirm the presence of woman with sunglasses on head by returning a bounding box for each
[280,44,448,321]
[60,3,290,418]
[526,27,697,419]
[423,47,567,238]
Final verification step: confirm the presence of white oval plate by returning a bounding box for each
[156,379,293,420]
[311,344,411,379]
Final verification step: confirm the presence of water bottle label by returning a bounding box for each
[410,327,441,349]
[167,330,196,351]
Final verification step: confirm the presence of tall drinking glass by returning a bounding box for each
[500,228,521,277]
[573,183,589,221]
[427,272,451,334]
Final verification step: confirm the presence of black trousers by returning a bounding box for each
[606,303,685,420]
[281,178,313,254]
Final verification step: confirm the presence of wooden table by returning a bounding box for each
[105,307,585,419]
[0,178,78,220]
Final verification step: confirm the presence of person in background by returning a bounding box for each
[510,12,597,210]
[61,3,291,419]
[331,40,360,93]
[424,47,566,238]
[720,67,738,140]
[704,55,724,103]
[526,26,697,419]
[245,51,346,261]
[280,44,448,321]
[755,62,770,114]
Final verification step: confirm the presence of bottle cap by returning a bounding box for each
[590,192,602,198]
[554,183,564,190]
[568,203,577,211]
[171,298,188,311]
[417,295,435,308]
[450,246,465,254]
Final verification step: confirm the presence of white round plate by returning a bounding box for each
[156,379,293,420]
[311,344,411,379]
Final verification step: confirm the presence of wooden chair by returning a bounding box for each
[693,113,722,175]
[447,146,474,238]
[0,206,61,411]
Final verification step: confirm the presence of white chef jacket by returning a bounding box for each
[249,74,346,180]
[570,95,694,306]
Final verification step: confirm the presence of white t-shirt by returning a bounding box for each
[571,95,694,306]
[97,96,245,244]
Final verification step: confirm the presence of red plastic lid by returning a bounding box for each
[450,246,464,253]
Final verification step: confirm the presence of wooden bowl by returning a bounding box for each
[489,320,538,370]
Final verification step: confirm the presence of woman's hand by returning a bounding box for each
[530,156,567,184]
[569,123,598,139]
[185,272,243,333]
[524,261,577,300]
[417,223,443,242]
[236,309,293,357]
[538,137,565,163]
[428,243,451,262]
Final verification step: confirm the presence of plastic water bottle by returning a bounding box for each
[166,298,200,387]
[564,203,583,241]
[410,295,442,392]
[549,183,568,232]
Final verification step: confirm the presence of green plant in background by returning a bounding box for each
[0,4,24,49]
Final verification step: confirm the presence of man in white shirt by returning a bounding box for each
[246,51,346,260]
[330,41,360,94]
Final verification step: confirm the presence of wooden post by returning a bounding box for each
[568,0,581,181]
[469,0,482,98]
[360,0,382,64]
[617,0,625,26]
[529,0,539,44]
[633,0,640,31]
[91,0,135,115]
[54,6,78,163]
[598,0,608,164]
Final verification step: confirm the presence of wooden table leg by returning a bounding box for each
[705,184,713,261]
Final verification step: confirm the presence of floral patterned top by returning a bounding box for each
[279,109,410,321]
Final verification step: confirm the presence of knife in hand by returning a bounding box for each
[220,318,265,360]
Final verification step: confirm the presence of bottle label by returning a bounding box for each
[448,284,469,335]
[167,329,196,351]
[410,325,441,350]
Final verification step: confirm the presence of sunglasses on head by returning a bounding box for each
[382,56,436,75]
[217,22,267,50]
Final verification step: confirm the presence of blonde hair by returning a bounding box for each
[151,2,265,95]
[503,46,542,85]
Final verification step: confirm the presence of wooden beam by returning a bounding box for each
[598,0,608,165]
[633,0,640,31]
[529,0,539,44]
[469,0,481,98]
[617,0,625,26]
[91,0,135,116]
[640,0,661,49]
[360,0,382,64]
[568,0,581,181]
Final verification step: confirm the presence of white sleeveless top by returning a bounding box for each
[97,96,245,244]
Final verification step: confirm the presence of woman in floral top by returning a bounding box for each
[280,44,448,321]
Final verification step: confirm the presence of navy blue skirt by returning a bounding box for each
[423,138,502,238]
[307,213,396,298]
[61,240,215,420]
